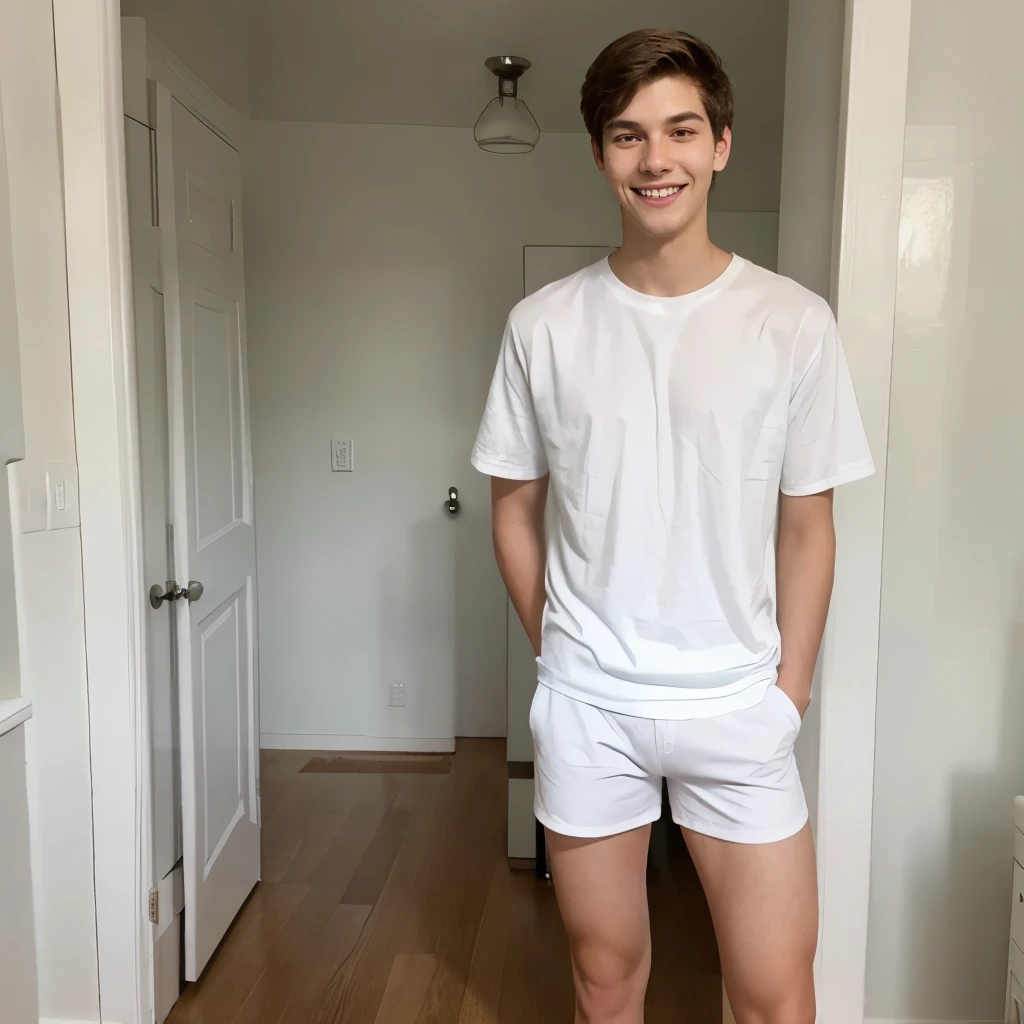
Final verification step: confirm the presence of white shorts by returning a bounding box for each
[530,682,808,845]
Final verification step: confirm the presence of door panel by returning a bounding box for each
[190,287,243,543]
[158,91,259,981]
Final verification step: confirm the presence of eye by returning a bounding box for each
[672,129,696,139]
[613,133,641,144]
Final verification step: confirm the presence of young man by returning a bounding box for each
[471,29,873,1024]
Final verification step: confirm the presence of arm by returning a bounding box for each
[775,489,836,717]
[491,474,549,657]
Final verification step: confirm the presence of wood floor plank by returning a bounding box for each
[280,774,366,884]
[167,882,309,1023]
[374,955,437,1024]
[314,776,450,1023]
[262,774,338,882]
[456,861,511,1024]
[233,896,372,1024]
[277,904,373,1023]
[340,803,412,905]
[497,872,574,1024]
[306,783,390,896]
[414,741,507,1023]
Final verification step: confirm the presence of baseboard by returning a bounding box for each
[39,1018,108,1024]
[260,733,456,753]
[864,1018,1001,1023]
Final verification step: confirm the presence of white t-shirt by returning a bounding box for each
[471,255,874,719]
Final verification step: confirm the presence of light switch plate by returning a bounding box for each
[45,461,80,530]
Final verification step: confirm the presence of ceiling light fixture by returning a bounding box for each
[474,56,540,154]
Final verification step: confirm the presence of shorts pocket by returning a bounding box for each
[770,684,803,729]
[528,683,549,744]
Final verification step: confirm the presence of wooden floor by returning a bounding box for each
[168,739,721,1024]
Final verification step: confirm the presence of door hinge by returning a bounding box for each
[148,885,159,924]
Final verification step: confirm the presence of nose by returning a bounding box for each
[639,135,673,176]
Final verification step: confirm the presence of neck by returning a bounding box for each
[610,207,732,298]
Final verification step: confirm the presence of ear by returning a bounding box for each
[591,136,605,172]
[713,125,732,173]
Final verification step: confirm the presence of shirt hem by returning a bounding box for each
[470,448,548,480]
[536,671,775,721]
[780,457,876,496]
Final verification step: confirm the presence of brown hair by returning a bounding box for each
[581,29,734,152]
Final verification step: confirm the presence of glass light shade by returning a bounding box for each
[474,95,540,154]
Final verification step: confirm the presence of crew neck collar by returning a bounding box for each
[597,253,745,314]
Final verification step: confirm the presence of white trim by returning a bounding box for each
[261,733,457,754]
[0,697,32,737]
[146,32,243,149]
[52,2,151,1024]
[864,1020,1002,1024]
[815,0,911,1021]
[39,1019,113,1024]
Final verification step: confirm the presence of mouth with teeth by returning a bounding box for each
[630,184,686,207]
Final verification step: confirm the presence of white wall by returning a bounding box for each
[776,0,846,839]
[120,0,249,115]
[0,0,99,1018]
[865,0,1024,1019]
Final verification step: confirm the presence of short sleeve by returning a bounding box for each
[471,317,549,480]
[781,313,875,496]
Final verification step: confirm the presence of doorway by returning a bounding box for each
[112,2,848,1021]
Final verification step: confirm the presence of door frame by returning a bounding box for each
[53,4,250,1021]
[54,0,912,1020]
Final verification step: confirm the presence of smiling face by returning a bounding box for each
[594,74,732,242]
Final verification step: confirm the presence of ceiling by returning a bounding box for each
[246,0,790,135]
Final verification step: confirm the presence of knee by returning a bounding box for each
[574,945,649,1022]
[734,988,815,1024]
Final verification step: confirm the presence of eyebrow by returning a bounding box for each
[605,111,706,133]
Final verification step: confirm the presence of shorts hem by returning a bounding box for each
[534,806,662,840]
[673,809,809,846]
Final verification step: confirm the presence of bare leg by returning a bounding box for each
[546,824,653,1024]
[683,823,818,1024]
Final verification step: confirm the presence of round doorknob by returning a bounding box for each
[148,580,204,608]
[149,580,178,609]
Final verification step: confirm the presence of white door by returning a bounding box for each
[156,90,260,981]
[506,245,614,860]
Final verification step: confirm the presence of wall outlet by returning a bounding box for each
[389,682,407,708]
[331,438,353,473]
